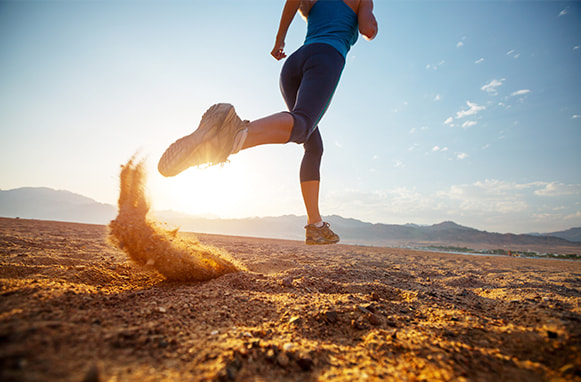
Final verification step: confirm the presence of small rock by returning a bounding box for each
[367,313,382,326]
[211,330,219,336]
[277,352,290,367]
[363,303,377,313]
[158,307,167,313]
[324,310,338,323]
[370,291,380,301]
[289,316,301,325]
[547,330,558,339]
[283,342,294,351]
[265,349,276,362]
[281,277,294,287]
[357,306,372,314]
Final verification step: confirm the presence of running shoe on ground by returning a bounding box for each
[305,222,340,245]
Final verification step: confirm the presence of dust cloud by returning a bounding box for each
[108,157,240,281]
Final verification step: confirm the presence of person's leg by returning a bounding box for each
[301,180,322,225]
[241,112,294,149]
[300,128,324,224]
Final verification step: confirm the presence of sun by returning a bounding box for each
[152,160,255,218]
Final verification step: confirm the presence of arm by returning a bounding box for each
[271,0,301,60]
[358,0,378,41]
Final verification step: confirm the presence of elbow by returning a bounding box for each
[360,23,378,41]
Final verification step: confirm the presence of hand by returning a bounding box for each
[271,41,286,60]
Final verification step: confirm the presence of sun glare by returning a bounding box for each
[155,160,254,218]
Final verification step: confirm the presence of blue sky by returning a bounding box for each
[0,0,580,234]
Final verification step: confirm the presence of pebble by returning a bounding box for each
[158,307,167,313]
[357,306,372,314]
[277,352,290,367]
[367,313,382,326]
[289,316,301,325]
[283,343,294,351]
[324,310,338,323]
[281,277,294,287]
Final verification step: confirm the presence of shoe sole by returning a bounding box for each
[305,237,340,245]
[158,104,235,177]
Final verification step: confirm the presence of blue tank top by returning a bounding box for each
[304,0,359,58]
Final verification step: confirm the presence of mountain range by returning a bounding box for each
[1,187,580,251]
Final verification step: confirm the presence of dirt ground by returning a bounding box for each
[1,217,580,381]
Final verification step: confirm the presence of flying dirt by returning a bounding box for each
[108,157,240,281]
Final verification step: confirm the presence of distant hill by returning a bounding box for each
[1,187,580,252]
[532,227,581,243]
[0,187,116,225]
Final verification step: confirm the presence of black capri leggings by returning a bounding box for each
[280,43,345,182]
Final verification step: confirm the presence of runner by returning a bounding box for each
[158,0,378,244]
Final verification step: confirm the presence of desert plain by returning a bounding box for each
[1,216,580,381]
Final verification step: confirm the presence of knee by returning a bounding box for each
[287,112,315,144]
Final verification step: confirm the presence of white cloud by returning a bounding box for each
[462,120,477,128]
[456,152,469,160]
[408,143,420,151]
[456,101,486,119]
[534,182,581,197]
[409,127,416,134]
[426,60,446,71]
[574,46,580,50]
[432,146,448,152]
[559,8,568,17]
[457,41,464,48]
[434,94,441,101]
[506,50,520,59]
[511,89,531,97]
[572,115,581,119]
[475,58,484,64]
[394,160,404,168]
[444,117,454,125]
[481,79,505,94]
[325,180,581,233]
[437,180,538,214]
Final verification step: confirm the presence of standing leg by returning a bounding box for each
[300,128,324,225]
[301,180,321,225]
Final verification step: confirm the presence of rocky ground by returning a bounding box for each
[1,217,580,381]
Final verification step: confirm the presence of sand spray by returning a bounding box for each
[108,157,240,281]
